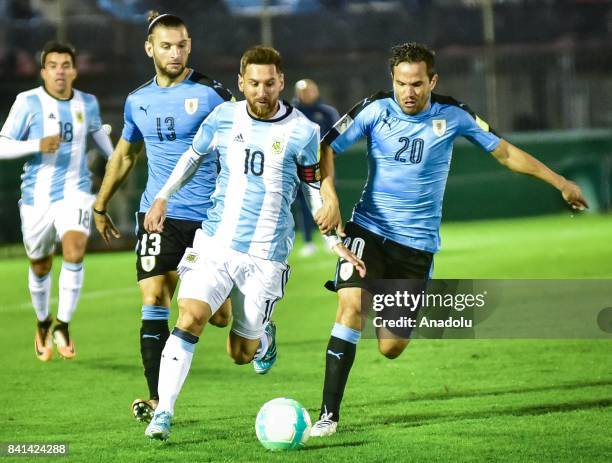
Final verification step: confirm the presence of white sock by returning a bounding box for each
[57,261,84,323]
[28,268,51,322]
[156,333,196,415]
[253,329,270,361]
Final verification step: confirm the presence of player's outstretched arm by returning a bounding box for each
[91,125,114,159]
[94,138,143,244]
[0,134,60,159]
[314,141,343,235]
[491,139,589,210]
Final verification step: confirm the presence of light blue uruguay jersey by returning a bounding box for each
[0,86,102,206]
[324,92,501,253]
[192,100,320,262]
[122,70,233,221]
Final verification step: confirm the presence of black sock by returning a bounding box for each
[140,319,170,401]
[320,336,357,422]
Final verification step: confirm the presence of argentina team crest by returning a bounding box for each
[184,98,199,115]
[433,119,446,137]
[271,139,284,155]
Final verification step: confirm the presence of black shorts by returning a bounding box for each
[135,212,201,281]
[327,221,434,292]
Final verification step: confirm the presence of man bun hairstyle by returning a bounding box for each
[240,45,283,76]
[389,42,436,79]
[147,10,187,36]
[40,41,76,68]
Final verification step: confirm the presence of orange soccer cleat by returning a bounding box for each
[34,318,53,362]
[52,321,76,359]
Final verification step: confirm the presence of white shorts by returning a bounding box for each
[19,192,95,260]
[177,229,290,340]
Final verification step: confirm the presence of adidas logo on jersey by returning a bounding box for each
[234,133,244,143]
[48,113,56,120]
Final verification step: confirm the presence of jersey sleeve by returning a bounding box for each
[322,97,376,154]
[86,94,102,133]
[120,95,143,143]
[455,103,501,152]
[0,94,32,140]
[192,104,223,155]
[297,125,320,166]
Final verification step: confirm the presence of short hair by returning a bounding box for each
[146,10,187,37]
[389,42,436,79]
[239,46,283,76]
[40,41,76,68]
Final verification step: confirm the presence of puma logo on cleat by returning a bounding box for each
[327,349,344,359]
[142,333,161,340]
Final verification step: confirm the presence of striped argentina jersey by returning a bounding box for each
[192,100,320,262]
[324,92,501,254]
[0,86,103,206]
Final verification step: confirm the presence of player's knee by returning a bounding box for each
[230,351,252,365]
[209,311,230,328]
[30,258,52,277]
[378,340,409,359]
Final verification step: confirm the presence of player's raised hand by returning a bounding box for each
[332,243,366,278]
[315,202,343,235]
[561,179,589,211]
[144,198,168,233]
[94,210,121,245]
[40,134,60,153]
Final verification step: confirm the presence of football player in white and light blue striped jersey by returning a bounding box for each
[142,46,364,441]
[0,41,113,362]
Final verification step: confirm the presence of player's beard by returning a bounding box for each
[247,98,278,119]
[154,55,186,80]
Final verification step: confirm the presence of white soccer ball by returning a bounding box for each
[255,398,311,451]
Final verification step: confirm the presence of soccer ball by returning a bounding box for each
[255,398,311,450]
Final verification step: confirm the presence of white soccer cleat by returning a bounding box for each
[145,411,172,441]
[310,411,338,437]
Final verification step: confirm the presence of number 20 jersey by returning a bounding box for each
[122,70,233,221]
[324,91,501,254]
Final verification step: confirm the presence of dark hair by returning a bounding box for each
[389,42,436,79]
[147,10,187,36]
[239,45,283,76]
[40,41,76,68]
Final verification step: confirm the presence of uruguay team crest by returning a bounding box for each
[184,98,199,115]
[271,140,284,155]
[339,262,354,281]
[141,256,156,272]
[433,119,446,137]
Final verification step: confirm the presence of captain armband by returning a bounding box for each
[297,162,321,186]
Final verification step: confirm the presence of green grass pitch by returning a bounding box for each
[1,213,611,462]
